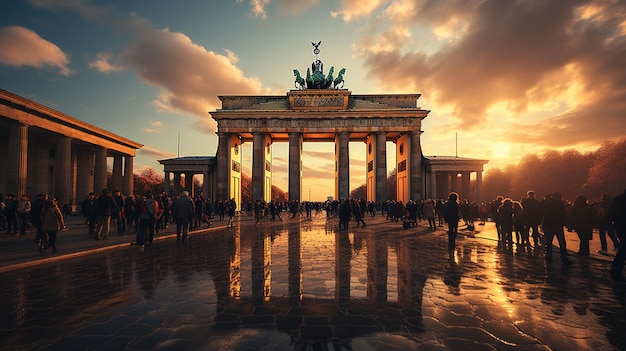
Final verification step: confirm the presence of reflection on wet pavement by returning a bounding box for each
[0,213,624,350]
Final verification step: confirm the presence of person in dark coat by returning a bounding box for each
[443,192,460,251]
[521,190,543,248]
[30,193,47,242]
[81,192,97,238]
[570,195,596,256]
[610,188,626,282]
[171,191,194,241]
[542,192,571,265]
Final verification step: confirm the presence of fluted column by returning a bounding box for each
[123,156,134,196]
[252,132,265,202]
[288,132,302,202]
[173,172,181,196]
[430,169,437,200]
[164,171,171,196]
[185,173,194,197]
[76,149,95,200]
[335,132,350,200]
[7,123,28,196]
[112,155,123,192]
[202,170,210,200]
[476,171,483,203]
[375,132,387,202]
[94,146,108,193]
[409,130,422,201]
[462,172,471,201]
[215,132,230,201]
[54,136,72,207]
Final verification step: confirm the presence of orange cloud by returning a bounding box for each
[0,26,72,76]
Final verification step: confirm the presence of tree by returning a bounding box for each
[134,167,164,195]
[482,167,511,201]
[585,138,626,197]
[350,184,366,200]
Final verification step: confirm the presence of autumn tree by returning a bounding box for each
[134,167,164,195]
[584,137,626,197]
[350,184,366,200]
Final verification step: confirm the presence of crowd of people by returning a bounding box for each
[1,187,625,281]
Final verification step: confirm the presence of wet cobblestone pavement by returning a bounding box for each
[1,213,625,350]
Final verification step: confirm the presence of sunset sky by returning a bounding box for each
[1,0,625,201]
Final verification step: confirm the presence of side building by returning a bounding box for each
[0,89,143,212]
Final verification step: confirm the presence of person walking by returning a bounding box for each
[40,199,65,253]
[423,199,436,230]
[30,193,47,243]
[542,192,572,265]
[521,190,543,248]
[610,188,626,282]
[171,191,194,241]
[17,194,31,236]
[597,194,620,254]
[443,192,460,251]
[137,191,159,246]
[570,195,596,257]
[94,189,116,240]
[82,192,97,239]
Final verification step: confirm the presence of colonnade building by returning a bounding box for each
[0,89,142,210]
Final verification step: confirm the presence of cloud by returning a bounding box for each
[138,145,176,159]
[88,52,123,73]
[331,0,389,22]
[36,0,268,134]
[275,0,319,16]
[142,121,163,134]
[352,0,626,165]
[237,0,271,19]
[0,26,72,75]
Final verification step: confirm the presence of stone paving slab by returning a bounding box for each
[0,212,624,350]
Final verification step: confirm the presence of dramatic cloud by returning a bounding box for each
[35,0,268,134]
[116,26,266,132]
[275,0,319,16]
[353,0,626,157]
[137,145,176,159]
[331,0,389,22]
[142,121,163,134]
[0,26,72,76]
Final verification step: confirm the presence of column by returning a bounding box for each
[430,169,437,200]
[112,155,123,191]
[123,156,134,196]
[462,172,471,201]
[375,132,387,202]
[185,173,194,197]
[164,171,171,196]
[335,132,350,201]
[7,123,28,196]
[94,146,108,193]
[76,149,95,201]
[288,132,302,202]
[54,136,72,207]
[252,132,265,202]
[173,172,181,196]
[409,131,422,201]
[475,171,483,203]
[202,170,210,201]
[215,132,230,201]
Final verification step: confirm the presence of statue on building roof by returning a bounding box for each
[293,41,346,90]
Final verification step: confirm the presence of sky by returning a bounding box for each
[1,0,625,201]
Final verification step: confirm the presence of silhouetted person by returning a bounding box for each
[40,199,65,253]
[521,190,542,248]
[542,192,571,265]
[94,189,116,240]
[82,192,97,238]
[610,188,626,282]
[570,195,595,256]
[491,196,504,241]
[597,194,619,254]
[171,191,194,241]
[498,198,514,246]
[443,192,460,251]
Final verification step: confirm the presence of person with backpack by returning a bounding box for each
[137,190,158,246]
[171,191,194,241]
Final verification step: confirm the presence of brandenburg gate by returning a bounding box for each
[210,42,431,207]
